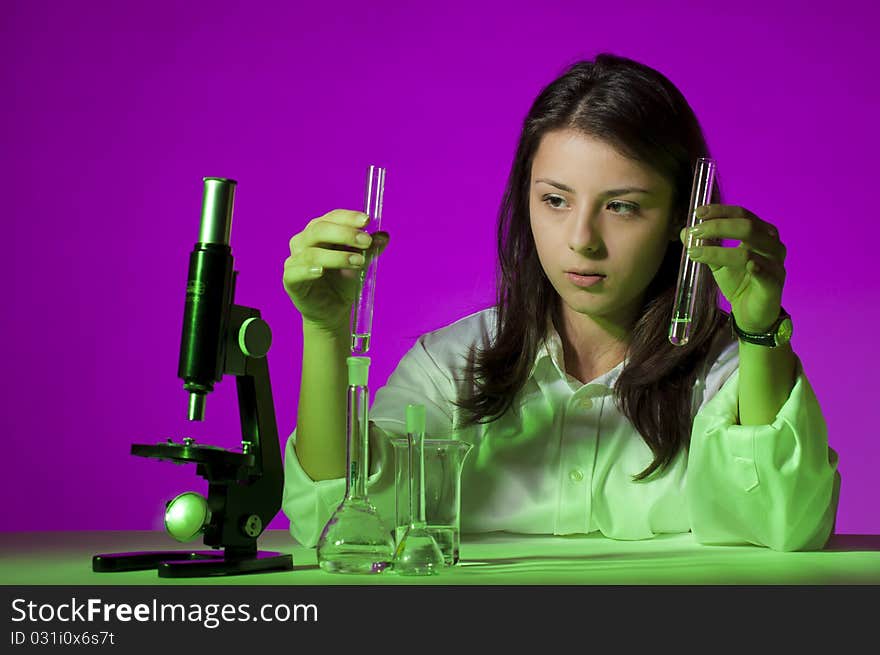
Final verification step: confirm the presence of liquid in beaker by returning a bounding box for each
[392,437,472,566]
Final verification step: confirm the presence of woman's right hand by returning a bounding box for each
[283,209,390,333]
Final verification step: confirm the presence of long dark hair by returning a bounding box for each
[456,53,730,481]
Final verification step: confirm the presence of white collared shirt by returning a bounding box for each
[283,308,840,551]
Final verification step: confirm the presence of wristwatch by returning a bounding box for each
[730,307,793,347]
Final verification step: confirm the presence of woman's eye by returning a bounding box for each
[607,200,639,215]
[542,194,568,209]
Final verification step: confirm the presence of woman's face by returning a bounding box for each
[529,128,677,330]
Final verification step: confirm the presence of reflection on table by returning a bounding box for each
[1,530,878,585]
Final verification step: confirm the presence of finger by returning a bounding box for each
[355,231,391,270]
[365,231,391,258]
[287,245,367,274]
[689,244,786,285]
[695,204,759,221]
[695,205,780,242]
[679,226,723,248]
[316,209,371,228]
[283,259,324,285]
[688,217,785,261]
[291,219,374,256]
[688,243,750,269]
[283,257,362,288]
[308,245,368,270]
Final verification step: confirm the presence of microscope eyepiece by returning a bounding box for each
[199,177,237,245]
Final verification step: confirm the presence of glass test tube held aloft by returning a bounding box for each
[350,165,386,354]
[669,157,717,346]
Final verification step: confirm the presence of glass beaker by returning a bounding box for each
[391,438,472,565]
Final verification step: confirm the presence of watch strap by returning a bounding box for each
[730,308,791,347]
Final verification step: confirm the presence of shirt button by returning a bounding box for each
[580,397,594,410]
[569,469,584,482]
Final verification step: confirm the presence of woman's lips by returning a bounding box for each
[565,272,605,288]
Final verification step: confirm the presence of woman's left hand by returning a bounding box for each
[679,204,786,333]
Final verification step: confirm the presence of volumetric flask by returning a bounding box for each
[316,356,394,574]
[393,404,444,576]
[669,157,717,346]
[350,165,386,354]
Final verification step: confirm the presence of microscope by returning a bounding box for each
[93,178,293,577]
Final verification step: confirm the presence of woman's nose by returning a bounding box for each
[567,212,603,253]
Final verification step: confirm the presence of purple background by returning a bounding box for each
[3,0,877,534]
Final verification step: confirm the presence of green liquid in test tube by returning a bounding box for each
[351,165,385,354]
[669,157,717,347]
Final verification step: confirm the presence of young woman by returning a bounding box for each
[281,53,839,552]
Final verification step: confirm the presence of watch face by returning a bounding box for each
[777,317,793,345]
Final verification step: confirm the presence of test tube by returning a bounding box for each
[350,165,386,354]
[669,157,717,347]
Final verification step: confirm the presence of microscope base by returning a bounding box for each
[92,549,293,578]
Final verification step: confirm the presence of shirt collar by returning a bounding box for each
[530,314,626,392]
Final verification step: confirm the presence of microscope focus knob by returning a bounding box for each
[164,491,211,542]
[242,514,263,538]
[238,317,272,358]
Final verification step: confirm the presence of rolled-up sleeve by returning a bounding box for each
[686,358,841,551]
